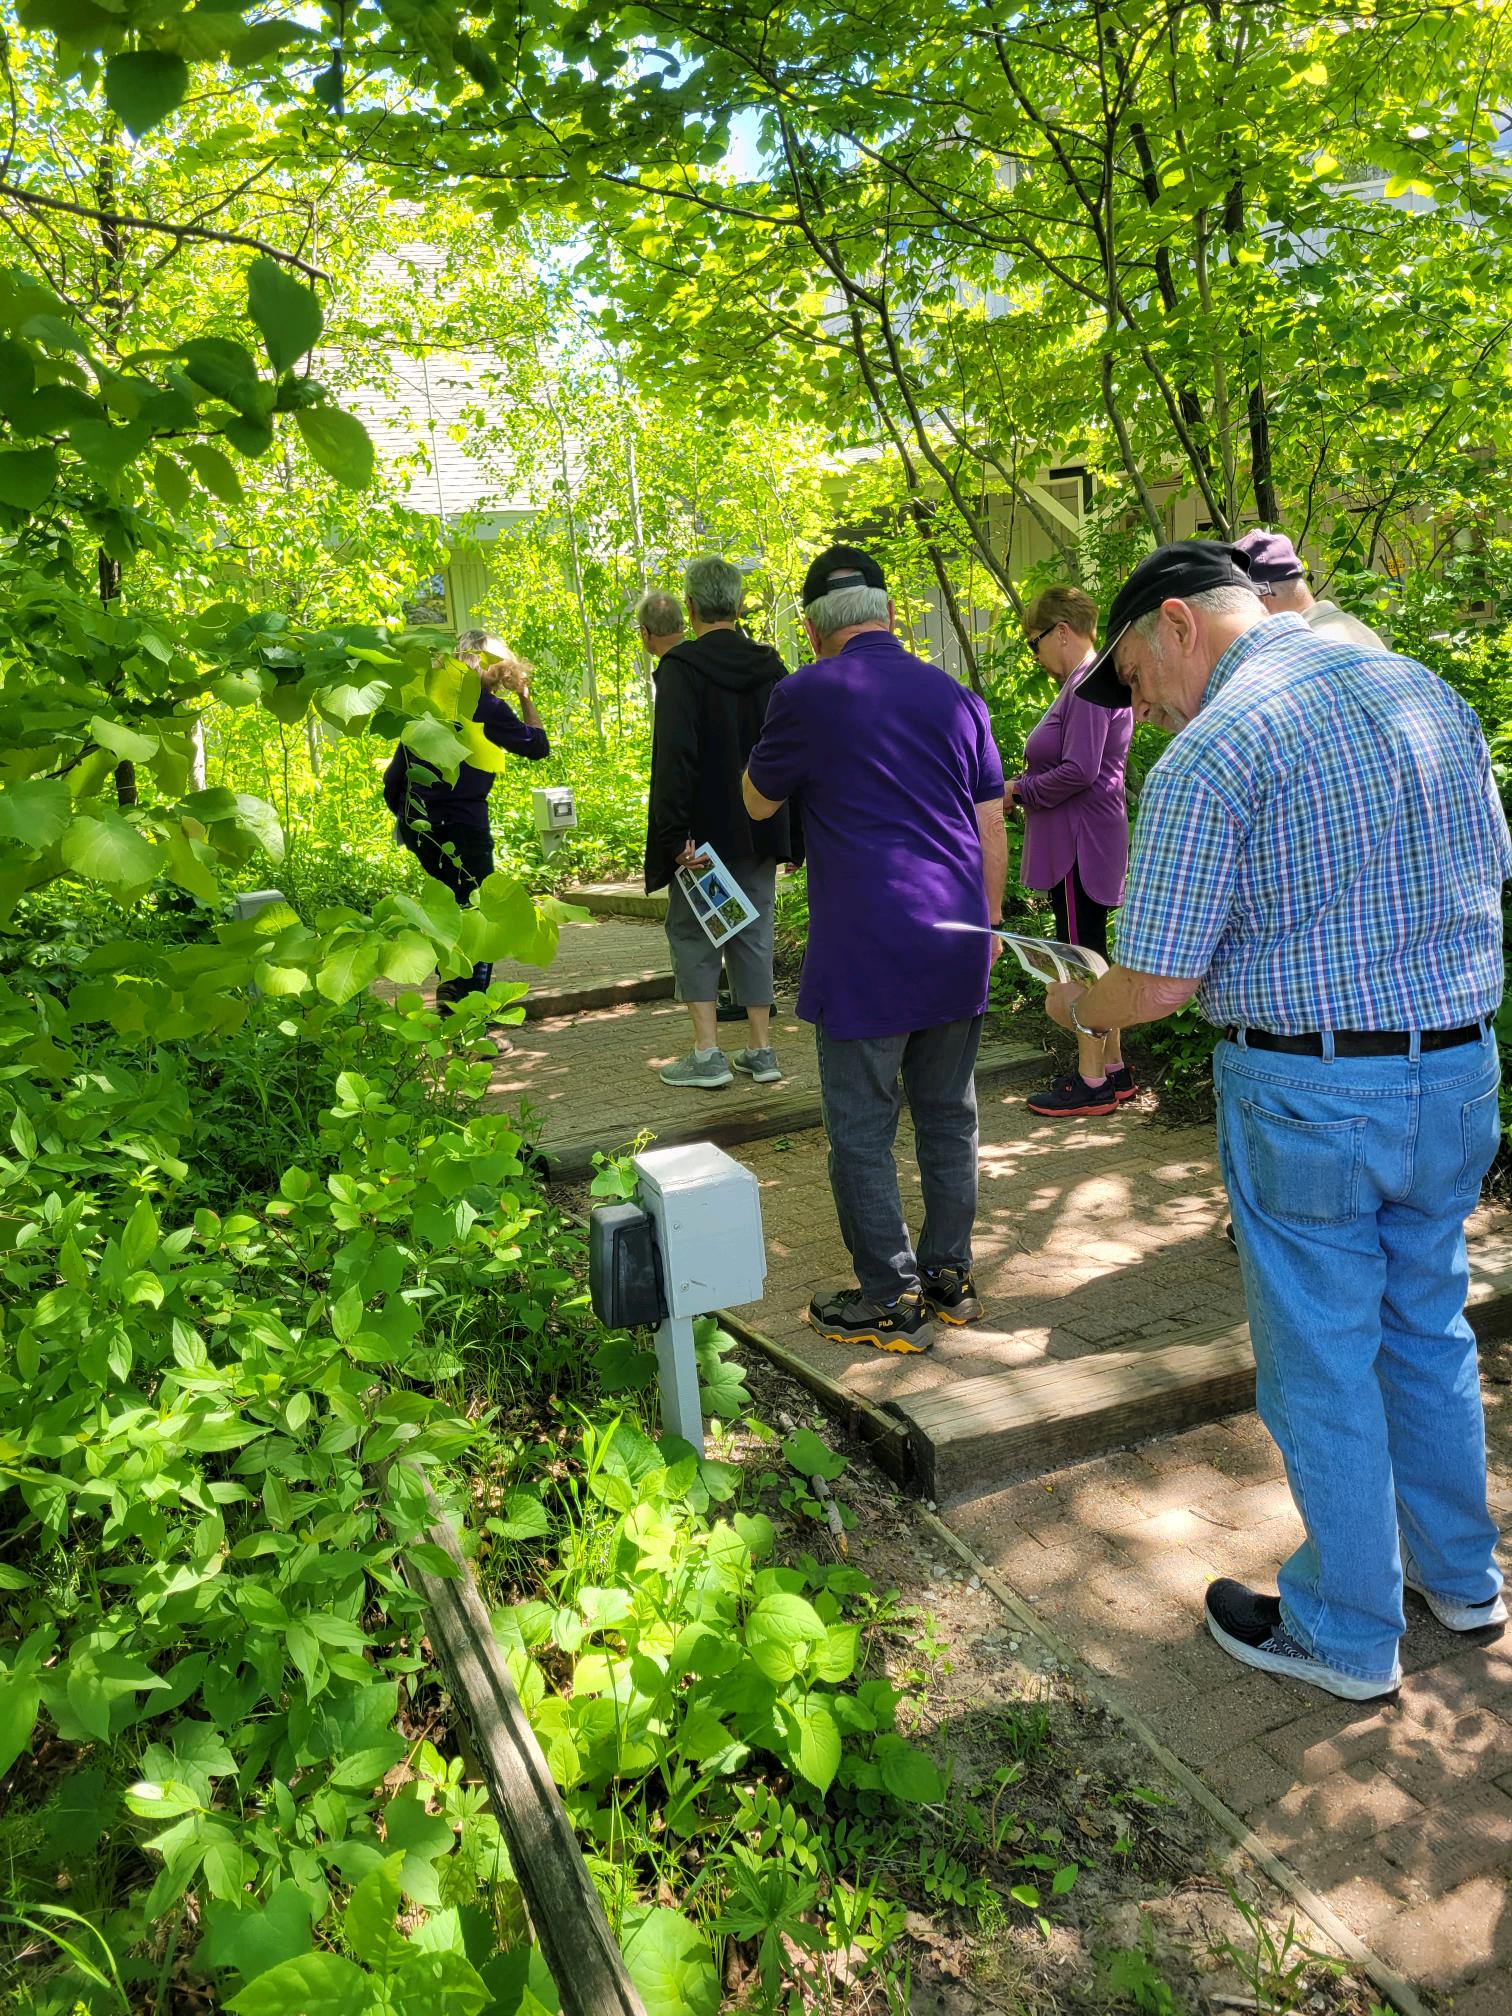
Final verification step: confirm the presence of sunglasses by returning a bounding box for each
[1027,624,1058,656]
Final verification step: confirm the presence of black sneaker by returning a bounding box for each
[1204,1579,1399,1701]
[806,1289,935,1354]
[920,1266,983,1325]
[1108,1064,1139,1104]
[1224,1220,1237,1250]
[1026,1071,1119,1118]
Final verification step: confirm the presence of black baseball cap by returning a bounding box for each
[1078,539,1257,708]
[801,543,887,608]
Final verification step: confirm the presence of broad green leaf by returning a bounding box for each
[103,50,189,136]
[0,778,71,847]
[781,1426,846,1482]
[317,934,383,1005]
[152,453,193,513]
[181,442,244,503]
[90,714,159,762]
[486,1491,550,1542]
[343,1854,407,1978]
[874,1733,943,1804]
[387,1950,490,2016]
[790,1698,841,1793]
[621,1907,719,2016]
[0,444,57,509]
[744,1591,827,1682]
[248,257,324,374]
[810,1622,859,1683]
[229,1950,373,2015]
[198,1884,315,1985]
[60,813,158,889]
[0,1667,40,1781]
[179,337,267,421]
[295,402,375,487]
[400,715,470,779]
[228,792,285,862]
[378,929,437,986]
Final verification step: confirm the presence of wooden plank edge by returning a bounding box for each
[714,1306,913,1487]
[522,974,675,1021]
[398,1470,647,2016]
[919,1509,1434,2016]
[538,1041,1046,1177]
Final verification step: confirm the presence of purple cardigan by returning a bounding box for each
[1012,660,1133,906]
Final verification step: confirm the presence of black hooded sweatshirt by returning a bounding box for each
[644,628,800,892]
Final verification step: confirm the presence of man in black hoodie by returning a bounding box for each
[646,556,796,1089]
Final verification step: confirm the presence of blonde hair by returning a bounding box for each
[453,629,534,680]
[1024,584,1098,640]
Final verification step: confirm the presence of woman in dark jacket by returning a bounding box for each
[383,630,549,1040]
[645,556,796,1090]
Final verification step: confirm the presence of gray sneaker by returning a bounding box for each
[660,1049,733,1090]
[732,1046,782,1084]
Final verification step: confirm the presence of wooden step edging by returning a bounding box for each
[540,1037,1046,1180]
[921,1509,1435,2016]
[887,1255,1512,1506]
[561,882,669,921]
[397,1465,647,2016]
[519,971,675,1021]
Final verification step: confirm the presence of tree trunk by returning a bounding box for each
[1247,380,1280,525]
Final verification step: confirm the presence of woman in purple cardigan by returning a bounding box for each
[1007,585,1136,1118]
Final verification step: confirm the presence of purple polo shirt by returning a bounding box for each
[746,630,1005,1039]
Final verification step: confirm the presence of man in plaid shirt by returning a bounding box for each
[1055,541,1511,1702]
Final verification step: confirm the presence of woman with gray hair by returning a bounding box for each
[384,630,550,1049]
[645,555,798,1088]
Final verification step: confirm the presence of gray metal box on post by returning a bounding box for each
[631,1142,766,1454]
[531,786,577,860]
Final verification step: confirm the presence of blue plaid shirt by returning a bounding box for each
[1116,615,1512,1032]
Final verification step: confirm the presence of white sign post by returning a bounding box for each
[631,1142,766,1455]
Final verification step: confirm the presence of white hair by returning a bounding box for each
[1129,583,1260,645]
[636,589,683,634]
[804,583,890,640]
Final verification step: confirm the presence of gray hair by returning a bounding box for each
[1129,582,1259,645]
[804,583,890,641]
[683,554,744,622]
[635,589,683,635]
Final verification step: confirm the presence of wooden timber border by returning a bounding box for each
[398,1469,647,2016]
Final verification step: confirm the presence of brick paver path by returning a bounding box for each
[495,915,670,1009]
[487,995,816,1163]
[739,1085,1248,1408]
[498,949,1512,1996]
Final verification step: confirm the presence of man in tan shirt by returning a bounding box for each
[1234,529,1388,650]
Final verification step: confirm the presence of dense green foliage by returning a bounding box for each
[2,0,1512,2006]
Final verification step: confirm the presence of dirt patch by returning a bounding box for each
[735,1344,1396,2015]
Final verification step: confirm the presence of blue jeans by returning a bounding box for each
[1215,1029,1502,1686]
[815,1016,983,1304]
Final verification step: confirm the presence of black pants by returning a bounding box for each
[1049,862,1110,965]
[398,819,495,1010]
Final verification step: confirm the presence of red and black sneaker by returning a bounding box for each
[1108,1064,1139,1104]
[1026,1071,1119,1118]
[806,1289,935,1354]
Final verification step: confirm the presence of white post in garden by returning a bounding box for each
[631,1143,767,1458]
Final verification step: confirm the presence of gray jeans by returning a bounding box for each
[814,1016,983,1304]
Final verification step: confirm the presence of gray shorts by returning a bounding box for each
[665,856,778,1005]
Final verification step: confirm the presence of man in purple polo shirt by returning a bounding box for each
[742,544,1008,1352]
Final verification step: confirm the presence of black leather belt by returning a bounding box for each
[1224,1024,1484,1057]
